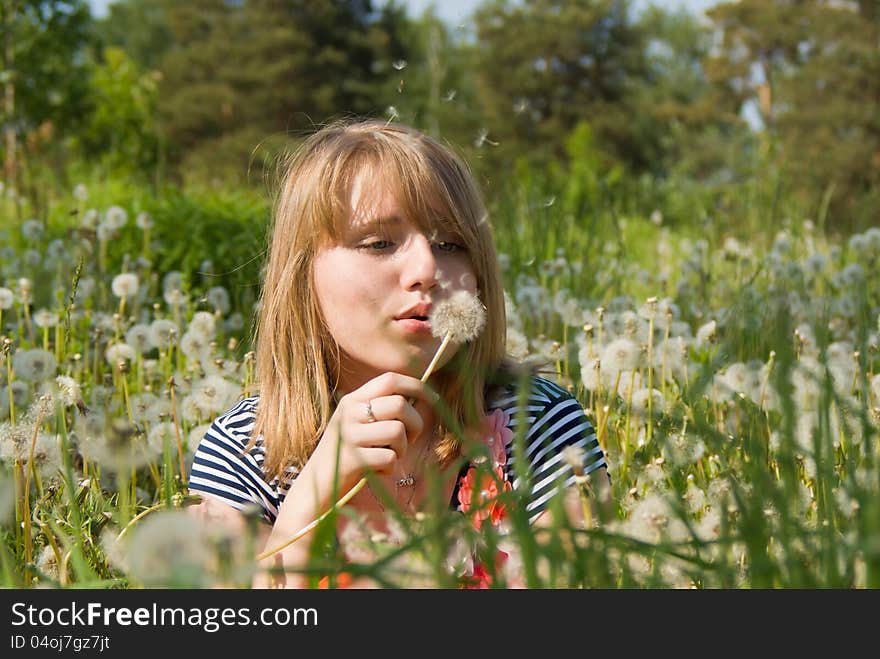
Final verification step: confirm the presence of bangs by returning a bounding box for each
[331,148,480,251]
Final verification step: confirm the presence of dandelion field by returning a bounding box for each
[1,182,879,589]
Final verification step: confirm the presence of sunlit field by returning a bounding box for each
[1,178,877,589]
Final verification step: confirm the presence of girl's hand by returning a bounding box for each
[310,372,436,491]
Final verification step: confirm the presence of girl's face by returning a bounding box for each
[313,174,478,393]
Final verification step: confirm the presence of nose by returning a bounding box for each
[400,235,439,291]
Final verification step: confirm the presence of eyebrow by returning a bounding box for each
[349,214,404,231]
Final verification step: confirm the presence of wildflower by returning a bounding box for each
[121,509,216,587]
[206,286,231,315]
[147,422,178,455]
[104,342,136,367]
[81,209,99,229]
[125,324,153,354]
[33,309,59,329]
[179,331,210,364]
[431,290,486,343]
[72,183,88,201]
[630,388,663,418]
[111,273,139,299]
[148,318,178,349]
[21,219,44,241]
[164,288,187,307]
[34,545,61,582]
[12,349,56,383]
[96,222,116,242]
[162,270,184,293]
[223,312,244,333]
[55,376,82,409]
[187,423,211,453]
[104,205,128,229]
[188,311,217,340]
[135,212,154,230]
[695,320,717,347]
[599,337,641,376]
[0,287,12,309]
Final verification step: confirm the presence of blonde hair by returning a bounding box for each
[251,118,507,481]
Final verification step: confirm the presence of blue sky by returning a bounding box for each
[88,0,722,23]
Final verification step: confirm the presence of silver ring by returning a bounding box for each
[364,401,376,423]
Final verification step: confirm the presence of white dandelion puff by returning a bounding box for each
[125,324,153,354]
[188,311,217,340]
[0,287,13,309]
[149,319,178,349]
[104,342,136,367]
[12,349,57,383]
[55,376,82,408]
[104,205,128,229]
[695,320,718,348]
[72,183,89,201]
[431,290,486,344]
[599,337,641,377]
[135,212,154,230]
[32,309,59,329]
[111,273,139,299]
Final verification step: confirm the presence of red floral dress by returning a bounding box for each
[456,408,516,589]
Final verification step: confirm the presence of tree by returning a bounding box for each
[705,0,880,231]
[0,0,92,196]
[157,0,412,184]
[470,0,652,174]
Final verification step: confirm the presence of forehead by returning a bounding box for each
[339,166,451,236]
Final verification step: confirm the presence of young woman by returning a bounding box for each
[187,118,609,588]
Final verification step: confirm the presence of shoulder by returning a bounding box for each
[209,396,260,448]
[488,374,582,415]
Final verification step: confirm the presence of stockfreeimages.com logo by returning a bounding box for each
[11,601,318,633]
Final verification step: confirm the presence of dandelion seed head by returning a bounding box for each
[21,219,44,241]
[104,205,128,229]
[55,376,82,408]
[430,290,486,343]
[111,273,139,299]
[104,342,136,367]
[0,287,12,309]
[72,183,88,201]
[12,349,57,383]
[135,212,154,230]
[33,309,60,329]
[599,337,641,375]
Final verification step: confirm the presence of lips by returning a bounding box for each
[395,302,433,321]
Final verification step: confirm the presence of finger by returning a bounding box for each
[351,420,408,462]
[354,446,398,475]
[366,394,424,444]
[356,372,440,407]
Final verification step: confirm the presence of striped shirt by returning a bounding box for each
[188,376,606,525]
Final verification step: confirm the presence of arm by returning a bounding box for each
[190,373,437,589]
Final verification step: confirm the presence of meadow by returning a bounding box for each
[1,174,878,589]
